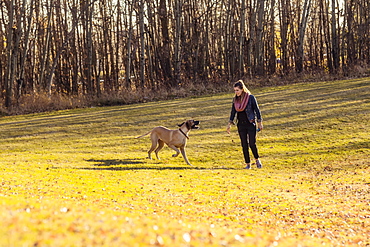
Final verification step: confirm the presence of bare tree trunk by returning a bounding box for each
[38,1,52,92]
[320,0,333,73]
[126,0,133,89]
[159,0,173,87]
[5,0,22,108]
[238,0,246,76]
[365,0,370,64]
[174,0,182,86]
[18,0,34,98]
[108,6,116,92]
[84,0,94,94]
[5,0,15,108]
[101,1,110,92]
[116,0,122,91]
[145,24,154,89]
[70,0,79,95]
[331,0,339,72]
[247,0,256,76]
[340,2,347,75]
[224,0,232,80]
[203,2,212,80]
[267,0,276,74]
[279,0,289,75]
[139,0,145,88]
[255,0,265,75]
[145,0,157,89]
[296,0,311,73]
[346,0,356,67]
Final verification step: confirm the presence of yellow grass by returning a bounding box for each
[0,78,369,246]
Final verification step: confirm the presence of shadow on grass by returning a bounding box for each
[80,158,238,170]
[86,158,144,166]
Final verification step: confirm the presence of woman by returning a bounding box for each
[227,80,263,169]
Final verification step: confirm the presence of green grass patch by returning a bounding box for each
[0,78,369,246]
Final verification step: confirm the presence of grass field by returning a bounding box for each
[0,78,369,247]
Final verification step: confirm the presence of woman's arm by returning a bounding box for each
[251,96,262,122]
[251,96,263,130]
[229,103,237,123]
[227,102,236,134]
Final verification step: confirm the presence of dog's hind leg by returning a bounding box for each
[147,137,159,159]
[154,140,164,159]
[180,147,193,166]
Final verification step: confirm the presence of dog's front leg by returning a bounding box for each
[168,145,180,158]
[180,147,193,166]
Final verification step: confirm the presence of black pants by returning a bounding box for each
[237,122,259,163]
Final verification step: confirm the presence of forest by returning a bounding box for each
[1,0,369,113]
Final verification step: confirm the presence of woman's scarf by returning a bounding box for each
[234,92,250,112]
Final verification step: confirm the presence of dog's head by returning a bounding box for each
[178,120,200,130]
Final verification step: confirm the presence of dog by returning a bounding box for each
[135,120,200,166]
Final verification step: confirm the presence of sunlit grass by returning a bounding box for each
[0,78,369,246]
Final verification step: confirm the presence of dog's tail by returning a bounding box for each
[135,131,152,139]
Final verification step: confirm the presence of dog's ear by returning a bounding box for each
[186,121,191,130]
[178,122,185,127]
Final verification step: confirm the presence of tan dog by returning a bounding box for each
[136,120,200,166]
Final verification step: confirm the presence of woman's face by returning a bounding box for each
[234,87,243,97]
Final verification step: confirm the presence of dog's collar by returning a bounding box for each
[179,128,189,139]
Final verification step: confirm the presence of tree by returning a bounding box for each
[255,0,265,75]
[331,0,339,71]
[173,0,182,86]
[296,0,311,73]
[1,0,370,111]
[158,0,173,87]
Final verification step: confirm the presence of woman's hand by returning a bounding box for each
[226,123,231,134]
[258,122,263,131]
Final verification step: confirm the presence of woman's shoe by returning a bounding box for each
[245,163,251,169]
[256,159,262,169]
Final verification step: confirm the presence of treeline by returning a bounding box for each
[1,0,369,110]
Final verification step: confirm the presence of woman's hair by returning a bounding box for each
[234,80,250,95]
